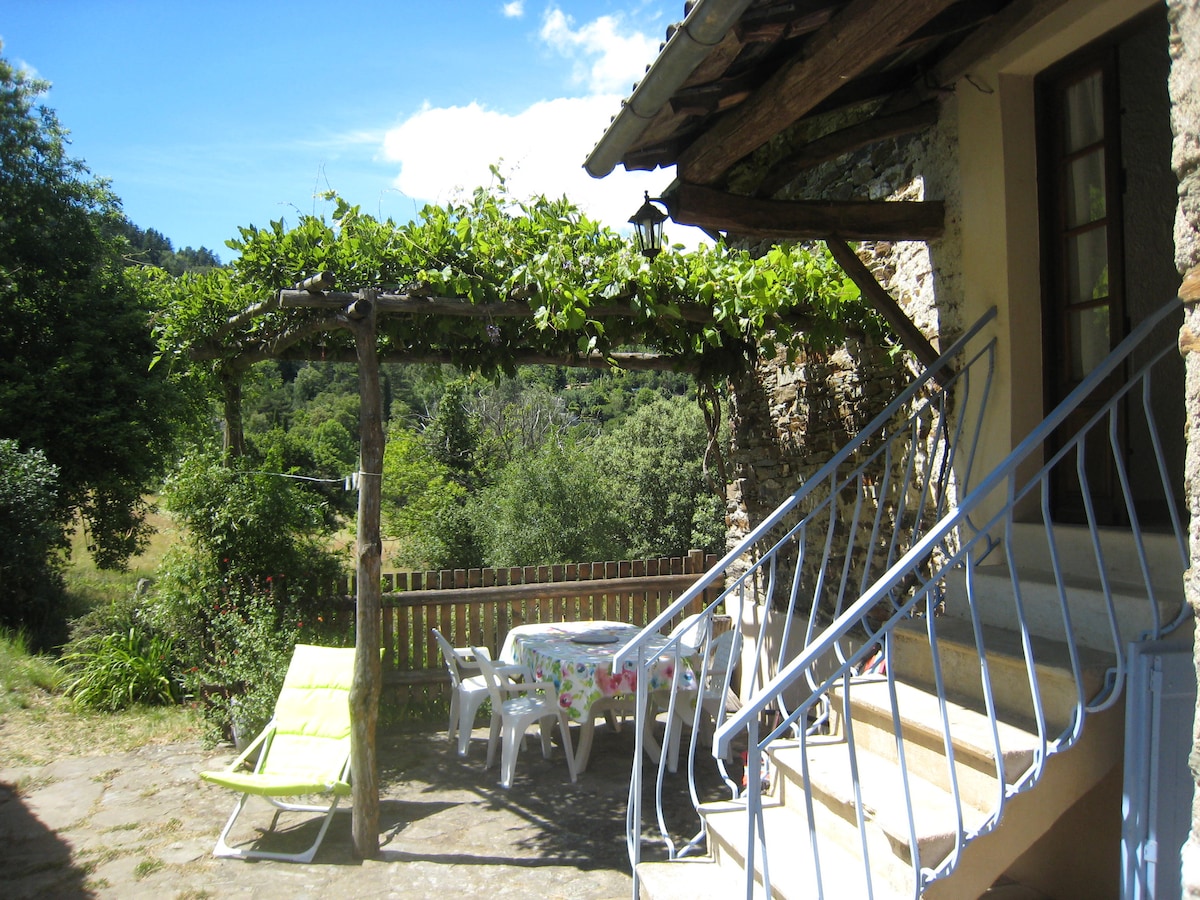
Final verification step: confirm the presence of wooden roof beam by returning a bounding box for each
[677,0,960,186]
[826,238,950,384]
[672,182,944,241]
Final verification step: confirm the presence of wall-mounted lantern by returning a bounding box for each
[629,191,668,259]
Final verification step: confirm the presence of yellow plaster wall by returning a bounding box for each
[954,0,1160,527]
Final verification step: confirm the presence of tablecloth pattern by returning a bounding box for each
[501,621,684,723]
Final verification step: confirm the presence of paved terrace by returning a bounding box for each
[1,719,728,899]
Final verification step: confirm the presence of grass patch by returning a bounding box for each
[64,501,177,611]
[133,857,164,880]
[0,628,201,765]
[0,630,64,714]
[0,697,203,766]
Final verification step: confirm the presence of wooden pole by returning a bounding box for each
[348,289,383,858]
[825,238,953,386]
[219,364,246,460]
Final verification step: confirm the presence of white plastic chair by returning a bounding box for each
[668,612,708,666]
[432,628,521,758]
[662,628,738,773]
[472,646,577,788]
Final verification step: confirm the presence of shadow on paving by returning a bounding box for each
[0,716,740,899]
[226,718,737,872]
[0,780,96,899]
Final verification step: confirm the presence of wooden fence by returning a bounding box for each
[331,549,721,709]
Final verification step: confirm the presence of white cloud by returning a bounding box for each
[378,8,707,250]
[502,1,524,17]
[539,7,658,95]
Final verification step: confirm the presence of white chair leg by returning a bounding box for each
[448,691,460,745]
[458,691,487,756]
[575,717,596,774]
[500,721,523,788]
[557,712,577,783]
[486,712,502,770]
[212,792,346,864]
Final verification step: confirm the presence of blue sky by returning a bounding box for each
[1,1,698,261]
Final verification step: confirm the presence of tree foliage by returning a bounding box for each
[0,50,186,576]
[0,439,67,644]
[593,396,727,559]
[115,220,222,276]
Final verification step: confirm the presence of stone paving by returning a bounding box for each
[0,720,722,899]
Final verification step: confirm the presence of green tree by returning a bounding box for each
[0,50,184,580]
[423,379,479,485]
[477,434,622,566]
[381,426,481,569]
[0,440,68,644]
[593,395,726,558]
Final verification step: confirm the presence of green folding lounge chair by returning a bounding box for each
[200,643,357,863]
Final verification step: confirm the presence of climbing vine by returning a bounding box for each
[153,182,887,388]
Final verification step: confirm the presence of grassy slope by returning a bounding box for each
[0,505,203,766]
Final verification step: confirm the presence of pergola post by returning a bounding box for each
[347,289,383,858]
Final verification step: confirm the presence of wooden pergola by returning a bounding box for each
[189,260,848,856]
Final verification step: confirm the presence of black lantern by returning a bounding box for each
[629,191,668,259]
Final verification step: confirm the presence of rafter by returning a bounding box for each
[677,0,959,186]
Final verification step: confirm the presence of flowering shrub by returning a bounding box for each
[186,587,347,743]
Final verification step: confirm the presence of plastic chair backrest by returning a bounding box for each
[432,628,465,688]
[471,648,508,708]
[704,630,737,685]
[669,613,707,659]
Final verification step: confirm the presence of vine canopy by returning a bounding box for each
[154,182,888,384]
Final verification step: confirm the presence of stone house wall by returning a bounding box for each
[724,100,965,631]
[1168,0,1200,893]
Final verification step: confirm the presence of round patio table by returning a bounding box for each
[500,620,684,772]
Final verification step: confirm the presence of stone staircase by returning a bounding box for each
[635,525,1184,899]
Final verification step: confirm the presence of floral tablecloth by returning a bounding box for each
[500,621,684,723]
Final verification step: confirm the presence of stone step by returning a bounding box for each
[701,798,909,900]
[769,737,991,889]
[889,616,1113,734]
[940,562,1182,653]
[833,678,1040,813]
[1004,522,1185,594]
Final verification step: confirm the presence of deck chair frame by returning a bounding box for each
[201,644,356,863]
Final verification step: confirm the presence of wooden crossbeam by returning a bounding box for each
[677,0,960,185]
[672,182,944,241]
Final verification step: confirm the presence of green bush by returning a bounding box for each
[0,439,70,648]
[184,586,348,745]
[151,451,348,743]
[61,626,180,711]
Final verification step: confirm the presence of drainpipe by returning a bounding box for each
[583,0,754,178]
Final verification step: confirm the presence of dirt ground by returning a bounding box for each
[0,718,731,899]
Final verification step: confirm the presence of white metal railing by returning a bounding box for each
[616,306,1000,891]
[621,298,1187,899]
